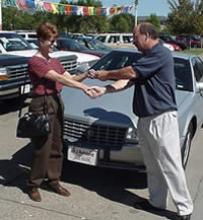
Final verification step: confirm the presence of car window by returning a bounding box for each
[96,36,106,42]
[0,33,33,51]
[174,58,193,91]
[92,51,141,71]
[57,39,87,50]
[122,36,132,43]
[92,51,193,91]
[85,39,111,51]
[108,36,120,43]
[192,57,203,82]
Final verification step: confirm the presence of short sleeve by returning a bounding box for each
[28,57,52,78]
[54,58,66,75]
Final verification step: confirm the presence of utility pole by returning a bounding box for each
[134,0,138,26]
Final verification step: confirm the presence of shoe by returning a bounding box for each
[178,214,191,220]
[49,183,71,197]
[28,187,41,202]
[133,200,165,212]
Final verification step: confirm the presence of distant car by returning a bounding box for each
[176,34,202,48]
[55,37,108,57]
[159,34,187,50]
[95,33,133,48]
[62,48,203,170]
[74,37,112,57]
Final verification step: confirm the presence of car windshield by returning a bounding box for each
[92,51,193,91]
[0,33,34,51]
[78,38,111,51]
[58,38,88,50]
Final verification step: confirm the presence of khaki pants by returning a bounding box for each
[138,111,193,216]
[28,94,64,187]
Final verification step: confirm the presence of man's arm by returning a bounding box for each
[89,79,133,98]
[88,66,138,81]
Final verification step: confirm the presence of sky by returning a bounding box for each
[101,0,171,16]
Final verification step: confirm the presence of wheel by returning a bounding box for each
[181,123,193,168]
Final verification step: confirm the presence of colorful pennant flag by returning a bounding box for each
[2,0,133,16]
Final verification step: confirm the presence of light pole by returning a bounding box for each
[134,0,138,26]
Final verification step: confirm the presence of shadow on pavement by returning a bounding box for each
[0,96,29,115]
[0,143,177,220]
[0,143,33,193]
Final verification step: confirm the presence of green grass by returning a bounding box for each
[182,48,203,55]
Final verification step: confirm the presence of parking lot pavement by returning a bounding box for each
[1,101,203,220]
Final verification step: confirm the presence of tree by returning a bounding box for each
[147,14,161,30]
[167,0,203,34]
[56,0,107,33]
[109,14,134,33]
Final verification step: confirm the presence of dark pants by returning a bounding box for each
[28,94,64,187]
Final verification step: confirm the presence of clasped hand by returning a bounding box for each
[84,86,106,98]
[82,69,107,98]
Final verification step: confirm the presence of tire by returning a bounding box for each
[181,123,193,169]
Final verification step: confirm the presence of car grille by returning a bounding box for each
[60,59,77,73]
[63,118,128,150]
[7,58,77,80]
[7,64,29,80]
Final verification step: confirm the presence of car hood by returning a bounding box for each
[0,54,29,65]
[62,78,191,129]
[6,50,99,63]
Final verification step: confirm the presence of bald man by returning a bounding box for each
[88,23,193,220]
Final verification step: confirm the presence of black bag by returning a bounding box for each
[16,93,51,138]
[16,112,50,138]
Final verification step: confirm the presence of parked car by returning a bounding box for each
[0,31,99,71]
[0,53,78,100]
[61,48,203,170]
[176,34,202,48]
[95,33,133,48]
[73,36,112,56]
[0,54,30,100]
[159,34,187,50]
[55,37,108,57]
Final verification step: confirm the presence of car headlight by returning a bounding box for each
[0,67,8,80]
[125,127,139,144]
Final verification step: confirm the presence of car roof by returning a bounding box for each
[110,47,196,60]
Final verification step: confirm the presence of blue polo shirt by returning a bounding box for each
[132,43,177,117]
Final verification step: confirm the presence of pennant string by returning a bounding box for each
[2,0,133,16]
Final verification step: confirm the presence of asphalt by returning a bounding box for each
[1,102,203,220]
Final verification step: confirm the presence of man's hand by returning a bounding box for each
[85,86,107,98]
[88,69,109,81]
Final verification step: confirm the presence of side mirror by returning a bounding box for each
[196,82,203,91]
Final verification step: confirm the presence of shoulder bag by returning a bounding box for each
[16,89,51,138]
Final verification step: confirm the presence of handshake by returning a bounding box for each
[83,69,108,98]
[87,69,108,81]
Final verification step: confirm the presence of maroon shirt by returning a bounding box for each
[28,56,65,95]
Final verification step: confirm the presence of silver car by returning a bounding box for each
[62,48,203,170]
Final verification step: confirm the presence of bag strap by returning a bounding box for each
[18,85,26,118]
[18,87,48,118]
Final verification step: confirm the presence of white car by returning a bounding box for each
[0,31,100,70]
[62,48,203,170]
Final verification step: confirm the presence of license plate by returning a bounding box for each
[68,146,98,166]
[20,84,30,94]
